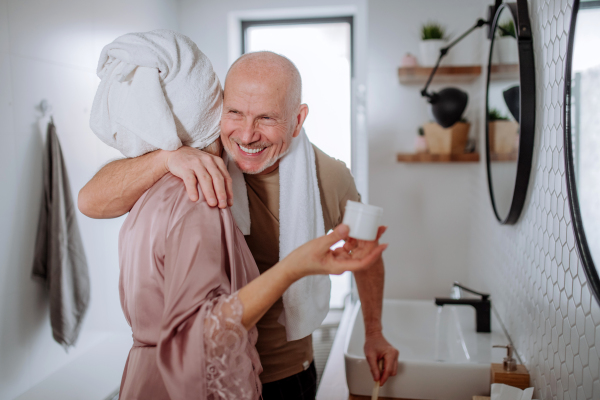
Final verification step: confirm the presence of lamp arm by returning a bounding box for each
[420,18,488,100]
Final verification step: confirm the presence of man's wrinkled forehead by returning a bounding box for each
[223,69,289,113]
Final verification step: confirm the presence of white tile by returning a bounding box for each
[593,380,600,400]
[579,335,590,367]
[574,355,583,386]
[589,347,599,376]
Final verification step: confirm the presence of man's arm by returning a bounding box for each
[78,146,233,219]
[333,173,399,386]
[354,257,399,386]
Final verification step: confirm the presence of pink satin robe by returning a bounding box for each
[118,173,262,399]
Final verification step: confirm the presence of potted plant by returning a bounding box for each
[496,19,518,65]
[419,21,448,66]
[488,108,519,154]
[422,118,470,155]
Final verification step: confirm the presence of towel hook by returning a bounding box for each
[38,99,54,125]
[39,99,52,116]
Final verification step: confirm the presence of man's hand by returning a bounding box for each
[164,146,233,208]
[364,332,399,386]
[345,226,399,386]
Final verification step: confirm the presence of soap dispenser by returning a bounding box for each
[491,345,530,389]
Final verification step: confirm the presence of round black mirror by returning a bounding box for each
[485,2,536,224]
[564,0,600,304]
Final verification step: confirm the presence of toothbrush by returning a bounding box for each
[371,359,384,400]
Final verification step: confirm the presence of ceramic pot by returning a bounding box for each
[496,36,519,65]
[419,39,449,66]
[423,122,470,154]
[401,53,419,67]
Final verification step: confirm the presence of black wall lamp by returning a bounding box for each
[420,0,503,128]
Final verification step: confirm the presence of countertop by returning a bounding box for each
[316,300,355,400]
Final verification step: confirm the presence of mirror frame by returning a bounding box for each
[564,0,600,304]
[485,1,536,224]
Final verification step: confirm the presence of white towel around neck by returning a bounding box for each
[225,129,331,341]
[90,30,222,157]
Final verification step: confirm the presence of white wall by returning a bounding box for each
[0,1,179,398]
[367,0,488,299]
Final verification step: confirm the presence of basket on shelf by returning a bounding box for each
[423,122,470,155]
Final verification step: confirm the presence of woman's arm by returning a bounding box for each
[78,146,233,218]
[237,224,387,329]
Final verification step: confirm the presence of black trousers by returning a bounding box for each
[261,362,317,400]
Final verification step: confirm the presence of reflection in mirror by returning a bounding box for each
[566,0,600,300]
[487,6,521,220]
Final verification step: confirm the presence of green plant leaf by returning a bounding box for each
[497,19,516,38]
[421,21,446,40]
[488,107,509,121]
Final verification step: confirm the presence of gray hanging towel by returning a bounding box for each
[32,120,90,349]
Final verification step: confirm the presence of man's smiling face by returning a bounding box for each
[220,52,307,175]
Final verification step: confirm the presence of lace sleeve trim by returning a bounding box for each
[203,292,262,400]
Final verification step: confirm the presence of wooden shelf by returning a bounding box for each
[397,152,480,163]
[398,65,482,84]
[397,64,519,84]
[489,64,519,81]
[490,152,518,161]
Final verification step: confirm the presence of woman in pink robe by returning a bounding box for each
[117,148,386,400]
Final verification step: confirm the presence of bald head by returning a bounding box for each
[225,51,302,114]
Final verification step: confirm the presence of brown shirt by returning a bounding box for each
[244,145,361,383]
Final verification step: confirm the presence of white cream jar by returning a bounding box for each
[342,200,383,241]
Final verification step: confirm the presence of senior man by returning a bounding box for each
[79,51,398,399]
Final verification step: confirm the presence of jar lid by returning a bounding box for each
[345,200,383,216]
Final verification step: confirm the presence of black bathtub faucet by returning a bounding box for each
[435,282,491,333]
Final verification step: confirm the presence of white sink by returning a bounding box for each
[344,299,510,400]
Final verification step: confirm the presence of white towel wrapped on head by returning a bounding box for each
[90,29,222,157]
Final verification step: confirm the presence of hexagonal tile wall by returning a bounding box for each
[466,1,600,399]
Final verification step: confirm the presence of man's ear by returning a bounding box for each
[292,104,309,138]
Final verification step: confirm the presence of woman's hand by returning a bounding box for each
[239,225,387,330]
[340,226,387,260]
[282,224,388,280]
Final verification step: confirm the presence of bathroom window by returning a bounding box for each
[243,17,353,308]
[242,17,353,169]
